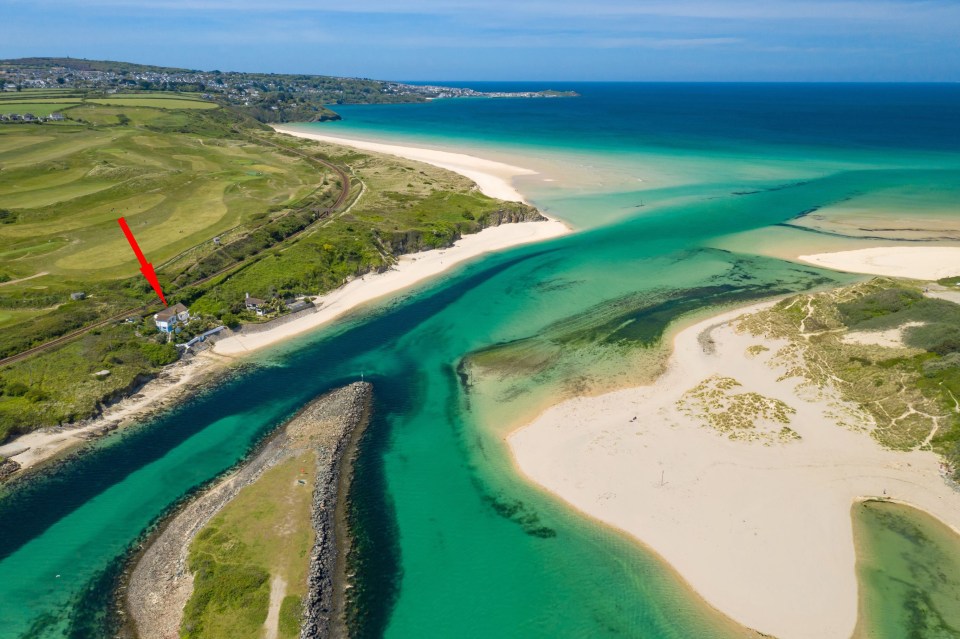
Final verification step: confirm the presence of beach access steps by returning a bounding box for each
[178,326,226,350]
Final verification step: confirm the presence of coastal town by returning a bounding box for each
[0,58,578,123]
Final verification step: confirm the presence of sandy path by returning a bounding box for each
[0,271,48,287]
[264,575,287,639]
[509,301,960,639]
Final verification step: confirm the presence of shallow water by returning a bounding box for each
[1,84,959,638]
[852,501,960,639]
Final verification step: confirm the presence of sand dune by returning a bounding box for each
[509,301,960,639]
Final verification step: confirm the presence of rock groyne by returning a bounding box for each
[300,382,371,639]
[124,381,372,639]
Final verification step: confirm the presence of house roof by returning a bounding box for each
[155,303,188,321]
[245,297,265,306]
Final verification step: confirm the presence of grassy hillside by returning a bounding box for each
[0,90,542,442]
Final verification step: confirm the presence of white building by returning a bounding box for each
[154,303,190,333]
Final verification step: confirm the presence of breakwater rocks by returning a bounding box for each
[123,381,371,639]
[300,382,371,639]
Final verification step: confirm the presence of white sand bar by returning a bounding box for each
[509,302,960,639]
[273,125,536,203]
[798,246,960,280]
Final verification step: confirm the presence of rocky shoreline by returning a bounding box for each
[301,383,371,639]
[123,381,372,638]
[0,353,231,483]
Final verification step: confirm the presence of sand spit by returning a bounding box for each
[509,302,960,639]
[272,125,536,203]
[798,246,960,280]
[124,382,372,639]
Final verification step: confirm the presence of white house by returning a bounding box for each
[244,293,266,316]
[154,303,190,333]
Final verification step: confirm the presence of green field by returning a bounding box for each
[0,92,539,440]
[0,102,81,116]
[0,111,328,283]
[0,91,217,116]
[86,97,218,109]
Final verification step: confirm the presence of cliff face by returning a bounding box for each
[378,203,546,257]
[480,204,546,227]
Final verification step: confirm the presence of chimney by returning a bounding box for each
[245,292,249,299]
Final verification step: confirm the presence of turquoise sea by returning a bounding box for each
[1,84,959,638]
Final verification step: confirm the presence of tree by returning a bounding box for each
[56,77,66,85]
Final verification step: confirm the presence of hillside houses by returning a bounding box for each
[0,112,66,123]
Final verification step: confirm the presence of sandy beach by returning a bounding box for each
[211,128,570,356]
[273,125,537,203]
[0,132,569,476]
[798,246,960,280]
[508,300,960,639]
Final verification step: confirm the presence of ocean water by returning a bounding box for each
[1,84,959,638]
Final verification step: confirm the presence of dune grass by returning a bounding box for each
[738,278,960,479]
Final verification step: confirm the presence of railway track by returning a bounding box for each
[0,133,355,368]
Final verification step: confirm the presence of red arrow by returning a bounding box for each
[117,217,167,306]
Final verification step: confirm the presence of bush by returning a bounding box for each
[25,388,48,403]
[140,342,179,367]
[221,312,241,329]
[838,287,923,326]
[3,382,29,397]
[907,323,960,356]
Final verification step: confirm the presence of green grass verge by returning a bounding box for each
[183,454,315,639]
[86,97,218,109]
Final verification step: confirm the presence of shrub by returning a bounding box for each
[838,287,923,326]
[140,342,179,367]
[4,382,29,397]
[221,313,240,329]
[907,323,960,356]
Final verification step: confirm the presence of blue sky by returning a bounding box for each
[4,0,959,81]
